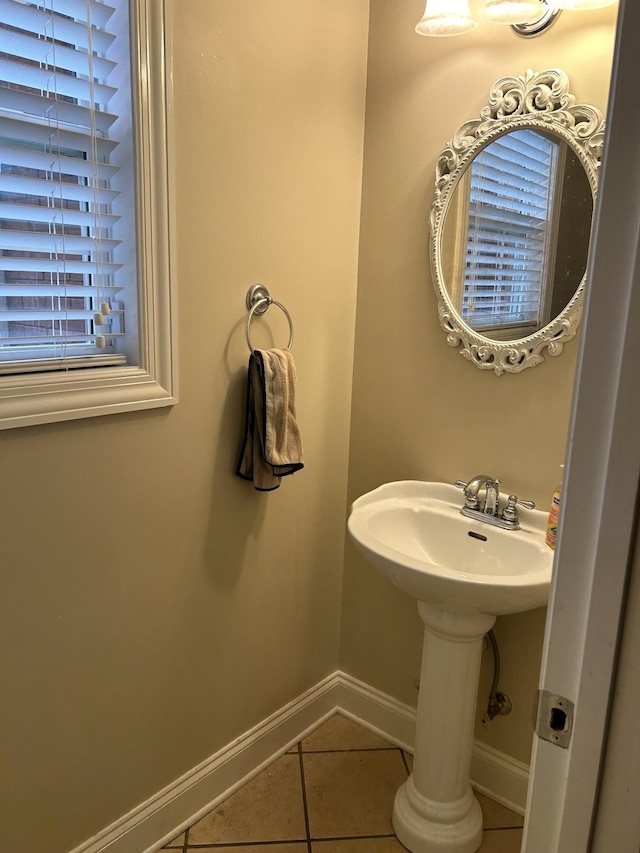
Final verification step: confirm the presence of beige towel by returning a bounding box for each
[236,348,304,491]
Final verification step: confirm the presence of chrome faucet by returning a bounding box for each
[456,474,498,513]
[455,475,535,530]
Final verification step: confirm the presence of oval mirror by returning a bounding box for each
[430,69,605,374]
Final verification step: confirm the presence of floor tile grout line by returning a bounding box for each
[309,832,399,842]
[299,745,397,754]
[182,842,307,849]
[180,833,402,849]
[484,825,526,833]
[181,842,308,849]
[297,742,313,853]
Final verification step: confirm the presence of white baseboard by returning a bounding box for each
[69,670,529,853]
[69,673,340,853]
[470,739,529,816]
[331,671,418,752]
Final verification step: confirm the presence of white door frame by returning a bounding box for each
[522,1,640,849]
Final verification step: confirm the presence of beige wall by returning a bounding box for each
[0,4,622,851]
[0,3,369,851]
[341,0,618,764]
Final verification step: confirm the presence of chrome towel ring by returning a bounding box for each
[245,284,294,353]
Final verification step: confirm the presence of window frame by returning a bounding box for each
[0,0,177,429]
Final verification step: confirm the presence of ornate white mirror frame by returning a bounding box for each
[430,68,605,374]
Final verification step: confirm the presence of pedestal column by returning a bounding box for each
[392,601,496,853]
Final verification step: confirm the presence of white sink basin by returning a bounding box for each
[348,480,553,616]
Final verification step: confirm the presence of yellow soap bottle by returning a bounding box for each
[545,465,564,550]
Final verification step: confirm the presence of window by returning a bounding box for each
[461,129,561,339]
[0,0,176,428]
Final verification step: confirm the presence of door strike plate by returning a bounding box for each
[535,689,574,748]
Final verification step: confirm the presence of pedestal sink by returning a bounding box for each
[348,481,553,853]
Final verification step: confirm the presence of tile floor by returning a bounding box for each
[162,713,523,852]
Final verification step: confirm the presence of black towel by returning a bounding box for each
[236,349,304,491]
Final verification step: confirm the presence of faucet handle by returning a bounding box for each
[454,480,480,511]
[454,479,481,510]
[502,494,536,522]
[513,495,535,510]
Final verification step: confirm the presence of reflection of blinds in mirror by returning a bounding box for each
[463,130,559,335]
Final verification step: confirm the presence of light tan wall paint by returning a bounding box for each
[341,0,618,764]
[0,3,369,851]
[0,4,621,848]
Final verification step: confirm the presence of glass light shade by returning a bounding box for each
[553,0,616,8]
[415,0,477,36]
[480,0,546,23]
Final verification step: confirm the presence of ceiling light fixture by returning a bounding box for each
[415,0,616,38]
[553,0,616,8]
[511,0,562,34]
[415,0,477,37]
[480,0,545,23]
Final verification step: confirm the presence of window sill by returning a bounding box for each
[0,364,177,429]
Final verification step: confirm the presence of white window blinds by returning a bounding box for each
[463,129,559,336]
[0,0,131,373]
